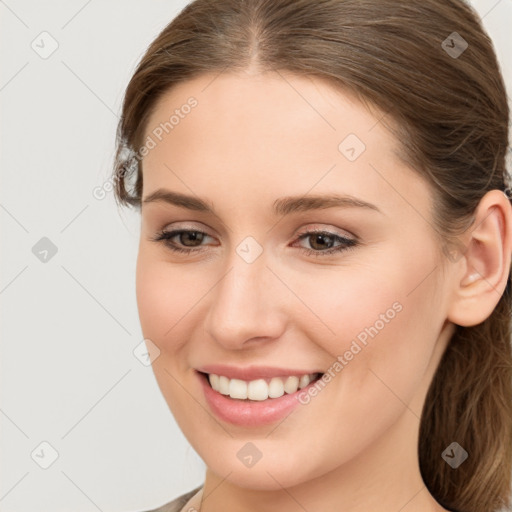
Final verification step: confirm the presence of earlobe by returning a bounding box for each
[447,190,512,327]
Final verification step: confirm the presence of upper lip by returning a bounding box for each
[196,364,324,381]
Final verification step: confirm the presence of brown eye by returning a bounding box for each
[176,231,206,247]
[151,229,213,254]
[294,230,358,257]
[307,233,336,250]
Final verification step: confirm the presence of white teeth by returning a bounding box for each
[247,379,269,401]
[299,374,311,389]
[218,375,230,395]
[207,372,319,400]
[283,376,299,394]
[229,378,247,399]
[268,377,285,398]
[209,374,220,391]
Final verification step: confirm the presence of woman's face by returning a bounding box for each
[136,71,457,490]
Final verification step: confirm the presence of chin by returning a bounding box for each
[200,442,328,491]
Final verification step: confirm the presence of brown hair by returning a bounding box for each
[112,1,512,510]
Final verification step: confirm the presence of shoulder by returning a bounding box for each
[142,485,204,512]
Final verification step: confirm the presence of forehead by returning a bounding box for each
[141,71,431,222]
[145,70,388,148]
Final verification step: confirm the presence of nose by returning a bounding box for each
[203,247,287,350]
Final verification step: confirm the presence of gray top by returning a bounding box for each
[144,485,203,512]
[143,485,461,512]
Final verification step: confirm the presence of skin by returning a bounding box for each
[135,69,512,512]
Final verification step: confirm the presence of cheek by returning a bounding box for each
[135,249,200,348]
[298,245,440,384]
[277,263,441,471]
[135,251,202,415]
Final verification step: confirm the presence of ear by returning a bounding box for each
[447,189,512,327]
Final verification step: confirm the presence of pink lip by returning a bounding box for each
[196,364,322,381]
[196,370,323,427]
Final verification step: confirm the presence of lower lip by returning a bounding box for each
[197,371,320,427]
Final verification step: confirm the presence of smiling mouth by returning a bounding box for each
[198,371,324,401]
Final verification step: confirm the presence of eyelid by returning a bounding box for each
[294,223,356,240]
[159,222,213,235]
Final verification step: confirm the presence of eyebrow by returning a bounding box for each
[142,189,382,216]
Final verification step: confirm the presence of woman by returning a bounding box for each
[112,1,512,511]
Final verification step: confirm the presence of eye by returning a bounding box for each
[151,229,215,254]
[292,229,358,257]
[150,227,359,257]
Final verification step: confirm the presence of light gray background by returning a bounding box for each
[1,1,511,511]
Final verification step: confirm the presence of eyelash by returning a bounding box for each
[150,228,358,257]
